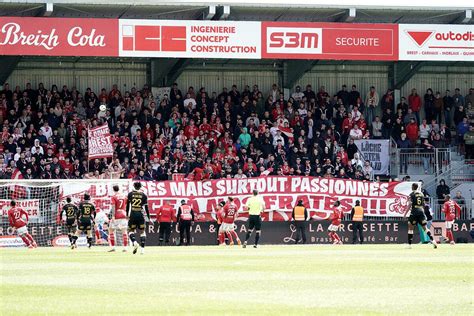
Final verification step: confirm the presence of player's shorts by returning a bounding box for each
[66,218,76,227]
[128,212,145,230]
[328,224,340,232]
[78,219,92,231]
[110,218,128,230]
[408,210,427,226]
[248,215,262,231]
[219,223,235,233]
[16,225,28,235]
[445,220,455,229]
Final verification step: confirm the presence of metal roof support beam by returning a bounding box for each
[43,2,54,16]
[338,8,356,22]
[203,5,216,20]
[213,5,230,20]
[283,60,318,89]
[165,59,192,87]
[391,61,424,90]
[150,58,182,87]
[452,9,472,23]
[0,57,21,86]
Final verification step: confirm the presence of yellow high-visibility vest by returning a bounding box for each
[293,206,306,221]
[353,206,364,222]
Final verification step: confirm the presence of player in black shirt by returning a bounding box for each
[71,193,96,249]
[126,182,151,254]
[60,197,78,246]
[403,183,437,249]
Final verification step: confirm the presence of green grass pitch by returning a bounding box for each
[1,244,473,315]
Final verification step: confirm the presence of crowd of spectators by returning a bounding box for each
[0,80,473,181]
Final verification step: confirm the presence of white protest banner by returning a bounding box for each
[354,139,390,175]
[88,125,114,160]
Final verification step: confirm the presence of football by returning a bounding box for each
[99,104,107,112]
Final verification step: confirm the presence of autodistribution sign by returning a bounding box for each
[399,24,474,61]
[0,17,472,61]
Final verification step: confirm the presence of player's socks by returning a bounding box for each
[68,234,73,244]
[230,231,240,245]
[255,232,260,246]
[122,233,128,247]
[328,232,334,242]
[87,237,93,248]
[245,231,251,242]
[243,241,247,248]
[20,235,31,247]
[25,233,35,246]
[71,235,78,249]
[218,232,225,245]
[408,233,414,245]
[227,232,234,245]
[140,236,146,248]
[447,230,453,242]
[333,233,341,243]
[129,232,136,244]
[425,230,434,241]
[109,233,115,247]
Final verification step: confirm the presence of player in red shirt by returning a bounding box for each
[442,195,461,245]
[108,185,128,252]
[218,197,241,246]
[157,201,177,246]
[7,201,37,248]
[327,200,344,245]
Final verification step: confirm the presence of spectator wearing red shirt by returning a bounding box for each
[408,88,421,124]
[405,117,419,147]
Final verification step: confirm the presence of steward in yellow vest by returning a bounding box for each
[292,200,308,244]
[350,200,364,244]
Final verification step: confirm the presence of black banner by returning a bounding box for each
[1,220,472,246]
[145,220,474,246]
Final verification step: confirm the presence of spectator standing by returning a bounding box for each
[453,88,465,109]
[365,86,379,127]
[397,133,411,174]
[463,125,474,159]
[443,90,454,128]
[453,191,467,219]
[436,179,450,206]
[408,88,421,124]
[350,200,364,244]
[424,88,435,122]
[419,119,431,143]
[433,92,443,123]
[371,116,382,139]
[291,200,308,244]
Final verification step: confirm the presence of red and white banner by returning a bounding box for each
[88,125,114,160]
[399,24,474,61]
[4,17,472,62]
[61,177,416,221]
[262,22,398,60]
[0,17,118,56]
[118,19,261,59]
[0,199,40,219]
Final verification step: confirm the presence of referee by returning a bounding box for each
[243,190,265,248]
